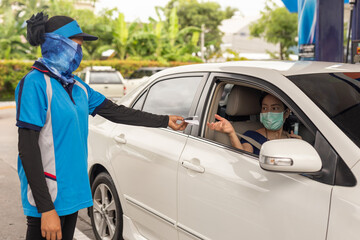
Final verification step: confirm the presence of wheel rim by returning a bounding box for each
[93,183,117,240]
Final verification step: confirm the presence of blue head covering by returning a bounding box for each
[37,20,94,85]
[38,32,83,85]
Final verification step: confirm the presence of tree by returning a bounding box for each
[76,8,115,60]
[0,8,28,59]
[163,0,237,60]
[116,7,201,62]
[126,21,157,59]
[0,0,204,62]
[160,7,201,62]
[0,0,79,59]
[249,2,298,60]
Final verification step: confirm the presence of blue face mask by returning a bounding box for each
[38,33,83,85]
[260,111,284,131]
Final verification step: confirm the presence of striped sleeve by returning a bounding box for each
[15,71,47,131]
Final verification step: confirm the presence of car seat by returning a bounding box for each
[213,85,263,146]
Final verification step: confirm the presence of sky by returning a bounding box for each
[94,0,285,22]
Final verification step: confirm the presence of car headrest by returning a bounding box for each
[225,86,261,116]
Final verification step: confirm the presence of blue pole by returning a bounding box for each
[352,1,360,39]
[286,0,345,62]
[351,1,360,62]
[315,0,344,62]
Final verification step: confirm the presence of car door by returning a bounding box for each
[108,73,206,239]
[177,73,334,240]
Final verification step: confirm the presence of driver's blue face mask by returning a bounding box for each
[38,32,83,85]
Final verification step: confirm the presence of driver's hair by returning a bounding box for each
[259,92,288,110]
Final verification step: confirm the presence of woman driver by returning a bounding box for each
[208,93,302,154]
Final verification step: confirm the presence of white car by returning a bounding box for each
[77,66,126,98]
[87,61,360,240]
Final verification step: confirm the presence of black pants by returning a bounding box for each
[26,211,78,240]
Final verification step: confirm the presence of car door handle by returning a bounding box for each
[104,86,108,89]
[114,134,127,144]
[182,160,205,173]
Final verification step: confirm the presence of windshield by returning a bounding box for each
[90,71,122,84]
[288,72,360,148]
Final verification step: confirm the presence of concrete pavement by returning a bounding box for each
[0,157,26,239]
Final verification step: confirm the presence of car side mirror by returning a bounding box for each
[259,139,322,173]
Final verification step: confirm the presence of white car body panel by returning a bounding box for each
[106,125,188,240]
[87,61,360,240]
[123,215,147,240]
[327,160,360,240]
[177,137,332,240]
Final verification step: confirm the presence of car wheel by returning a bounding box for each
[90,172,123,240]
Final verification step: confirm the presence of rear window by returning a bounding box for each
[89,71,122,84]
[288,73,360,147]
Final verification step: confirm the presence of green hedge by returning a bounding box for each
[0,59,193,101]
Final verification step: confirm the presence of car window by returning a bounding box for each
[89,71,122,84]
[142,77,202,116]
[133,91,147,110]
[288,73,360,147]
[205,83,316,152]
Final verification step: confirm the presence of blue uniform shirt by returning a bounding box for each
[15,68,105,217]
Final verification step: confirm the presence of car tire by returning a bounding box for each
[90,172,123,240]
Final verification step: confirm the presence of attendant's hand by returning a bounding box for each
[168,115,188,131]
[207,114,235,134]
[41,209,62,240]
[289,130,302,139]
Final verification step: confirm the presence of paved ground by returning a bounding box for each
[0,104,95,239]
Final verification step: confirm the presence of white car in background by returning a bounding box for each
[77,66,126,98]
[124,67,167,93]
[87,61,360,240]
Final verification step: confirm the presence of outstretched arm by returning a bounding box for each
[97,99,187,130]
[207,114,244,150]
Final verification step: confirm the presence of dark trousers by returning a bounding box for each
[26,211,78,240]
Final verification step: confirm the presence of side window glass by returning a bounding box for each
[142,77,202,116]
[133,91,147,110]
[206,83,316,154]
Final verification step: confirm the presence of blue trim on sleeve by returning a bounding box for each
[16,120,42,131]
[16,71,33,122]
[16,78,26,122]
[91,98,108,117]
[53,20,82,39]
